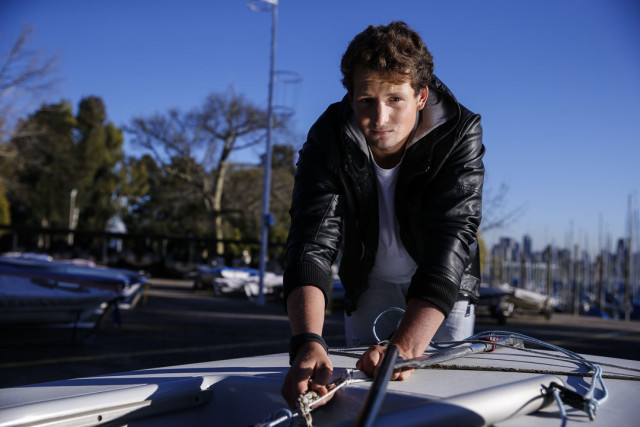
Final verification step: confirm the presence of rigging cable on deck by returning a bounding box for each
[256,329,627,426]
[466,331,608,423]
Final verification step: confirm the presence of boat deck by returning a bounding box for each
[1,346,638,426]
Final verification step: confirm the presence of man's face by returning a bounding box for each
[350,68,428,168]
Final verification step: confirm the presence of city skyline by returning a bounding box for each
[485,192,640,257]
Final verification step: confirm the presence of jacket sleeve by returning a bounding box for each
[283,123,344,309]
[408,111,485,315]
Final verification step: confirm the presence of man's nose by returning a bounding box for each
[374,102,387,126]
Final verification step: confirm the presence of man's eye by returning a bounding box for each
[390,97,402,102]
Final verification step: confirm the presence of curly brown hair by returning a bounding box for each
[340,21,434,95]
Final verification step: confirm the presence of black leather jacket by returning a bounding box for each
[283,76,484,316]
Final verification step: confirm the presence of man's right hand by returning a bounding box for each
[281,341,334,409]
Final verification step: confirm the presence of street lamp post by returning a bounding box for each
[250,0,278,305]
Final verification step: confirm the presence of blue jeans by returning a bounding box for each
[344,277,475,347]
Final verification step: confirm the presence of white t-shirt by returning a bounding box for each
[369,154,418,283]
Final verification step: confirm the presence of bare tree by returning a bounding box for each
[480,180,526,233]
[0,25,59,150]
[126,89,285,254]
[0,26,59,227]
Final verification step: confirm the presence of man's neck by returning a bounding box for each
[369,143,406,169]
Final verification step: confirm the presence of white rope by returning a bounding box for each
[296,391,318,426]
[257,369,369,426]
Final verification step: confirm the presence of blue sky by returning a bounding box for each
[2,0,639,254]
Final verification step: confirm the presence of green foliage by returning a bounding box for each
[264,144,297,175]
[74,97,124,230]
[10,101,77,227]
[222,144,295,245]
[0,147,12,228]
[126,88,292,255]
[117,155,154,227]
[118,154,211,236]
[267,145,295,245]
[8,97,125,235]
[0,180,10,227]
[5,88,298,262]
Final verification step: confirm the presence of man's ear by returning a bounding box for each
[417,87,428,110]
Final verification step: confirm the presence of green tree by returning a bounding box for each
[73,96,124,230]
[117,155,155,232]
[149,155,210,236]
[221,144,296,261]
[9,97,125,240]
[270,143,297,174]
[223,165,263,243]
[10,101,77,232]
[262,144,295,245]
[0,154,11,227]
[0,180,9,228]
[118,153,211,238]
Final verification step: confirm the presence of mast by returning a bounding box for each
[598,214,606,313]
[624,194,634,321]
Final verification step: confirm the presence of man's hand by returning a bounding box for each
[356,344,415,381]
[281,341,334,409]
[356,298,446,381]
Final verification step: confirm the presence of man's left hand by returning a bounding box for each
[356,344,415,381]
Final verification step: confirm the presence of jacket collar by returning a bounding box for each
[410,75,459,146]
[344,107,371,158]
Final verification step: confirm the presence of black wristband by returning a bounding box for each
[289,333,328,365]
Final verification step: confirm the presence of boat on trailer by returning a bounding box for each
[0,253,147,309]
[0,273,118,326]
[0,330,638,426]
[193,265,283,299]
[479,283,560,322]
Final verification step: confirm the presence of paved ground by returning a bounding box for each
[2,278,639,388]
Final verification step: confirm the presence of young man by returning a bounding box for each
[281,21,484,408]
